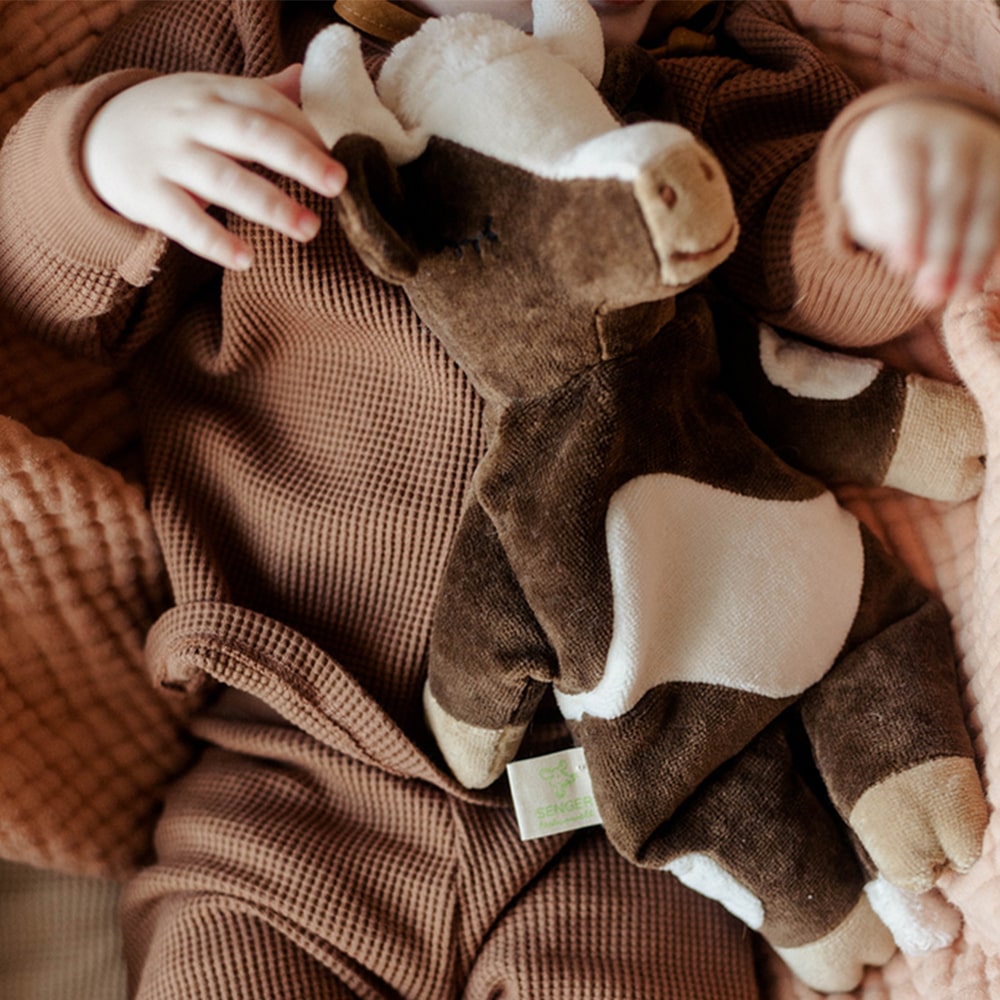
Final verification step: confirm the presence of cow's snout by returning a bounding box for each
[634,138,738,289]
[657,155,716,210]
[659,183,679,209]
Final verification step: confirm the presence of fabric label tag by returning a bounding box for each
[506,746,603,841]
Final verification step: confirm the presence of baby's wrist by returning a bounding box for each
[24,71,166,281]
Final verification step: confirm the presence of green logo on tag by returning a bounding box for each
[540,758,576,799]
[507,747,603,841]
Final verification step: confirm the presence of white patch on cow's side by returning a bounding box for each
[554,474,864,722]
[864,877,962,954]
[665,853,765,929]
[759,323,883,400]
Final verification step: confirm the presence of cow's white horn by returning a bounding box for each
[531,0,605,87]
[302,25,427,163]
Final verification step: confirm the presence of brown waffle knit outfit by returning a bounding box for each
[1,1,996,996]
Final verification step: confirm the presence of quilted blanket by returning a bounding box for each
[0,0,193,880]
[1,1,999,997]
[771,5,1000,999]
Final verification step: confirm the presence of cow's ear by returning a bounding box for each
[332,134,419,285]
[599,45,679,124]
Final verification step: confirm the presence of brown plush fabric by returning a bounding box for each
[394,120,976,956]
[0,0,994,996]
[715,305,910,488]
[332,47,979,968]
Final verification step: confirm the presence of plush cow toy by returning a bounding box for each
[302,2,989,992]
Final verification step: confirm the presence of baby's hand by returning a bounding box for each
[82,65,346,269]
[841,99,1000,307]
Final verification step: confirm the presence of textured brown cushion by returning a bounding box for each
[0,0,192,879]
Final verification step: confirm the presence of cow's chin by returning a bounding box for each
[658,223,738,290]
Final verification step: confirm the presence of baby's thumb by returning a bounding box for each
[262,63,303,105]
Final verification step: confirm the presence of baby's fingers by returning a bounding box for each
[910,140,978,305]
[169,147,322,251]
[191,91,345,198]
[842,101,1000,306]
[145,182,254,270]
[914,128,1000,304]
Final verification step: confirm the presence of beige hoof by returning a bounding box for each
[850,756,988,892]
[774,895,895,994]
[423,683,526,788]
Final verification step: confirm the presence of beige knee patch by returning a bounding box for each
[849,756,988,892]
[774,895,895,994]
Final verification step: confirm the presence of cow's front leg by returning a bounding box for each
[849,756,986,892]
[425,496,555,788]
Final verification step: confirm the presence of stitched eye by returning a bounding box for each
[659,184,678,209]
[700,159,715,181]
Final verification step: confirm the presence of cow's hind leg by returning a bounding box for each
[800,527,987,893]
[581,714,895,993]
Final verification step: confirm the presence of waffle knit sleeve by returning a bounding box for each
[0,70,171,361]
[653,2,1000,349]
[0,0,252,363]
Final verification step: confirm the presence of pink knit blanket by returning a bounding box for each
[767,4,1000,997]
[2,2,999,996]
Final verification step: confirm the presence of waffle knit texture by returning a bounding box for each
[0,858,127,1000]
[0,0,193,880]
[1,0,998,997]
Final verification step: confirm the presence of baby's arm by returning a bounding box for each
[0,0,346,357]
[82,65,345,270]
[840,98,1000,308]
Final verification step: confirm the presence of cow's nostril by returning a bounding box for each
[700,159,715,181]
[659,183,678,209]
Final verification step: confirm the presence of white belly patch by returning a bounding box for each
[555,474,864,721]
